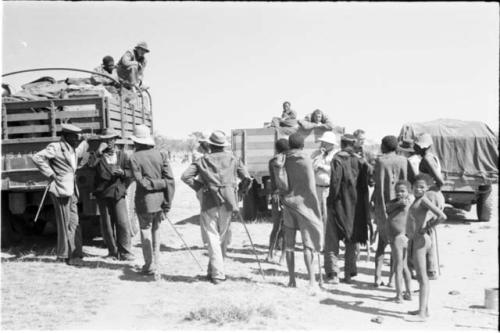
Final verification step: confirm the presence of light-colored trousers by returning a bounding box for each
[200,205,232,280]
[315,185,329,235]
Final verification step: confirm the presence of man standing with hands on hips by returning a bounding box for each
[32,124,90,265]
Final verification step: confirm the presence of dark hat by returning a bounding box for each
[398,138,415,152]
[99,128,120,140]
[340,134,356,143]
[61,123,82,134]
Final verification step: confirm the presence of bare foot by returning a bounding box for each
[390,296,403,304]
[408,310,429,317]
[405,314,428,322]
[403,292,412,301]
[288,280,297,288]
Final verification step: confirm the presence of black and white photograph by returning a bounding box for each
[1,1,498,330]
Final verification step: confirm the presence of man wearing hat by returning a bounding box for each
[372,135,411,287]
[117,42,149,88]
[181,130,251,284]
[324,133,371,284]
[32,124,90,265]
[91,55,119,87]
[311,131,338,231]
[88,128,134,261]
[398,138,421,178]
[129,124,175,277]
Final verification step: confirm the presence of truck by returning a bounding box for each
[1,68,153,246]
[231,126,344,220]
[398,119,498,222]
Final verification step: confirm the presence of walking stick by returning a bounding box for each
[236,211,266,280]
[34,181,51,223]
[165,216,204,272]
[434,228,441,276]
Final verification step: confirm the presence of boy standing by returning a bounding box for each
[406,174,447,322]
[386,180,413,303]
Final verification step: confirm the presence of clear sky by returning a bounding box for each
[2,1,499,141]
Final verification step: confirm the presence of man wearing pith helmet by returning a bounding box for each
[129,124,175,278]
[117,41,150,88]
[182,130,252,285]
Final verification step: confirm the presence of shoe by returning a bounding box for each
[341,277,353,284]
[119,254,136,261]
[104,253,119,260]
[350,271,358,277]
[325,274,339,284]
[210,278,226,285]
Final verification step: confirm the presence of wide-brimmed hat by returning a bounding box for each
[207,130,230,147]
[415,133,433,149]
[99,128,120,140]
[135,41,150,53]
[61,123,82,134]
[318,131,338,145]
[131,124,155,146]
[398,138,415,152]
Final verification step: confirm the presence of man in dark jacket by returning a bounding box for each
[89,128,134,261]
[324,134,370,284]
[181,130,251,284]
[129,125,175,278]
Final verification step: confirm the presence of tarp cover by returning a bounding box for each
[398,119,498,178]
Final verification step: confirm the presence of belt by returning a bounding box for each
[316,185,330,188]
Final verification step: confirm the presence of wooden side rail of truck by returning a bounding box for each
[231,126,344,220]
[1,68,153,242]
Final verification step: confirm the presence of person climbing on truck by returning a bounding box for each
[117,42,149,89]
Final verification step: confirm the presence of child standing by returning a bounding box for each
[386,180,413,303]
[406,174,447,321]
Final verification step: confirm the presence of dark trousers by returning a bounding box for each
[98,197,132,257]
[50,193,82,259]
[324,207,357,277]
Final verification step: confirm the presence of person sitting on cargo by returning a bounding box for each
[91,56,119,87]
[269,101,299,130]
[299,109,334,131]
[117,42,149,89]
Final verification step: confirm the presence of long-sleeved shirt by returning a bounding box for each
[116,50,147,84]
[32,139,89,197]
[129,147,175,214]
[181,151,251,211]
[311,148,336,186]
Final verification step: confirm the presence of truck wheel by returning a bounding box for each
[476,185,493,222]
[242,181,258,221]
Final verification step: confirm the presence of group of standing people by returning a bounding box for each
[31,104,447,321]
[265,121,447,321]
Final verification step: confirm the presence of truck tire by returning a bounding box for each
[476,185,493,222]
[242,181,258,221]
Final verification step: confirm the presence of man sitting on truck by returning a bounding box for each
[32,124,89,266]
[117,42,149,89]
[299,109,334,131]
[269,101,299,134]
[90,55,119,87]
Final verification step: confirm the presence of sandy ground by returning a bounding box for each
[1,160,498,330]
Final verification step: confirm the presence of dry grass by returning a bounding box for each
[1,259,117,330]
[185,302,277,325]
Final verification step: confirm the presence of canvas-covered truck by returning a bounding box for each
[398,119,498,222]
[1,68,153,246]
[231,126,344,220]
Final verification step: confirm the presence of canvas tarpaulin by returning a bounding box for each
[398,119,498,178]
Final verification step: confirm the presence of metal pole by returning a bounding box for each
[236,211,266,280]
[165,216,204,272]
[34,181,51,223]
